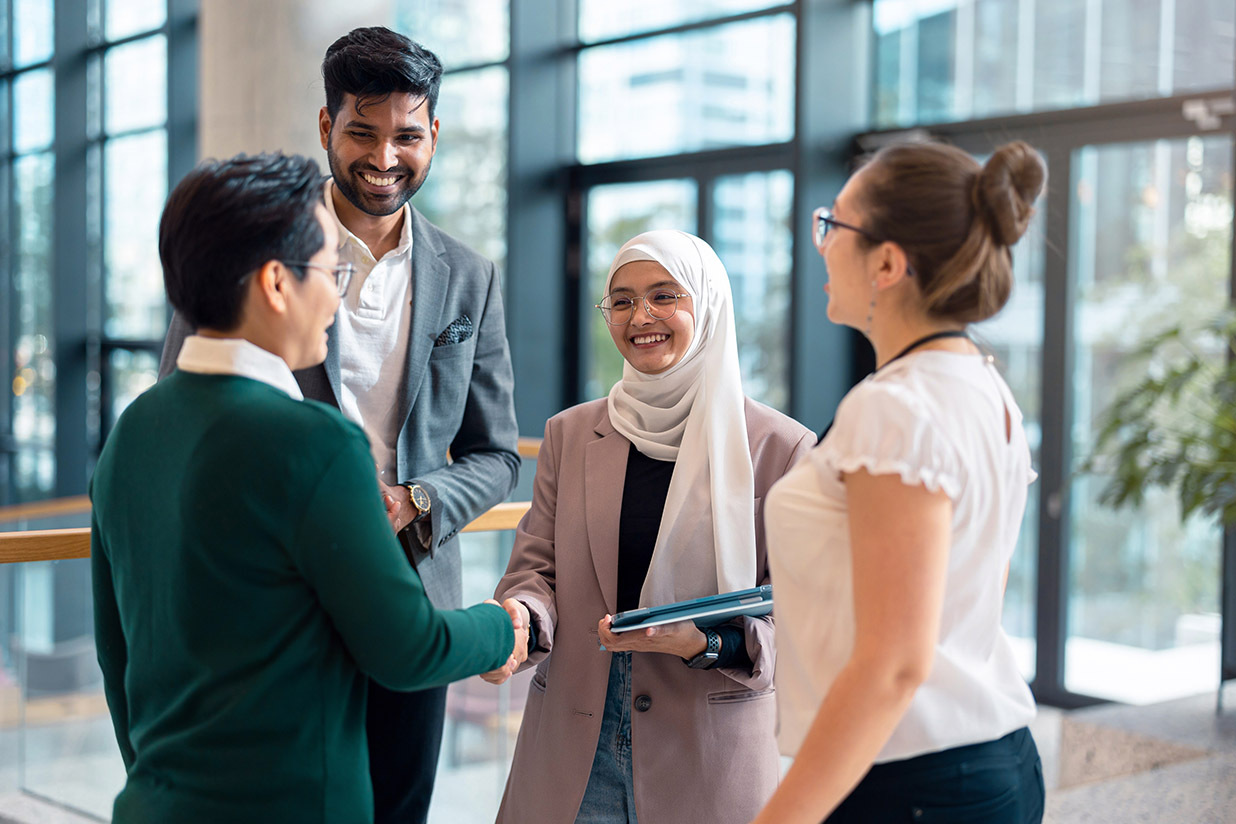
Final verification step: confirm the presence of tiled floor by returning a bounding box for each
[1,685,1234,823]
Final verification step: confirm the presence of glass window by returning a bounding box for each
[13,151,56,497]
[13,0,53,68]
[872,0,1236,127]
[973,198,1047,682]
[396,0,508,67]
[1065,135,1230,703]
[584,179,697,399]
[104,34,166,134]
[108,348,157,423]
[579,0,785,43]
[712,170,792,411]
[13,67,53,153]
[577,14,794,164]
[104,129,167,339]
[105,0,166,41]
[416,67,509,272]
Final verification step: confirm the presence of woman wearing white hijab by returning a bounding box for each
[487,230,814,824]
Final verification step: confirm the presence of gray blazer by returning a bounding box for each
[159,205,520,610]
[494,397,815,824]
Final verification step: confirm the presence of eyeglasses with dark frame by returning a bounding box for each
[811,206,883,251]
[282,260,356,296]
[812,206,916,277]
[595,288,691,326]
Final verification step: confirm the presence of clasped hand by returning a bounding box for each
[378,478,416,533]
[480,599,531,685]
[597,615,707,659]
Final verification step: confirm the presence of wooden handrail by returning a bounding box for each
[0,441,542,528]
[0,501,531,566]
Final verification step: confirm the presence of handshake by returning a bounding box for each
[481,598,531,685]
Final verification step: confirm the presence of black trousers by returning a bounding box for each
[826,727,1044,824]
[367,681,449,824]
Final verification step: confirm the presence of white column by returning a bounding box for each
[199,0,395,162]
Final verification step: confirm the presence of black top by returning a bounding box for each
[617,443,750,669]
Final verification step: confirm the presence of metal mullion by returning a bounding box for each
[1223,117,1236,707]
[443,57,509,76]
[573,4,795,51]
[571,141,795,186]
[100,122,166,143]
[84,24,169,55]
[1027,142,1107,710]
[862,89,1236,149]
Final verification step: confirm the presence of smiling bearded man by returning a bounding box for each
[157,28,521,824]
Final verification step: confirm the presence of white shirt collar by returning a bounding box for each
[175,335,305,401]
[324,178,414,261]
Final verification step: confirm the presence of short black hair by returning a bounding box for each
[322,27,443,121]
[160,153,326,331]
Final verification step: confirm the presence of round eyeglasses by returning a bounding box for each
[282,260,356,296]
[595,288,690,326]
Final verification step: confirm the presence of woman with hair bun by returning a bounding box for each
[751,141,1048,824]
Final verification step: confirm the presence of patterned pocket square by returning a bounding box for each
[434,314,473,347]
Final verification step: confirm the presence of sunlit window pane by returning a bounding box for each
[106,0,166,41]
[104,130,167,339]
[108,349,158,425]
[395,0,508,68]
[13,68,53,153]
[712,170,791,412]
[416,67,508,272]
[1066,136,1231,703]
[13,0,53,68]
[872,0,1236,127]
[104,34,166,134]
[13,152,56,473]
[584,180,697,399]
[579,0,783,43]
[578,14,794,164]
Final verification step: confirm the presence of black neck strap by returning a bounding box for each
[881,329,971,370]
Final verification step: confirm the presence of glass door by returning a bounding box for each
[1064,135,1232,703]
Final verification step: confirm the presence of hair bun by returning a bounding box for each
[976,141,1046,246]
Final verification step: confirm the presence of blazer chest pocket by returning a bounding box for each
[707,687,775,705]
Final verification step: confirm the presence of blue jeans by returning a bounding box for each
[575,652,638,824]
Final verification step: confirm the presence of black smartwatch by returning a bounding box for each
[685,628,721,669]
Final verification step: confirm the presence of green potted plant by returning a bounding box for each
[1083,309,1236,709]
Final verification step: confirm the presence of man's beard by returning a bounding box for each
[327,140,431,218]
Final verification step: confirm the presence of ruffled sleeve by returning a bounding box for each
[812,378,963,500]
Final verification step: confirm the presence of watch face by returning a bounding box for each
[411,485,430,512]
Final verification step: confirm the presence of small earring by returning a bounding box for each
[864,280,877,337]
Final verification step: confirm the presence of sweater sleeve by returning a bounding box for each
[291,432,513,690]
[90,512,136,770]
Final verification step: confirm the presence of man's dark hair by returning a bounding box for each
[322,27,443,122]
[160,152,325,331]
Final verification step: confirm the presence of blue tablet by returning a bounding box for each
[608,585,773,633]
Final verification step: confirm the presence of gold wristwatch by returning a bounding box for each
[406,483,431,523]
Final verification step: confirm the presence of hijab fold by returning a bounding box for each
[604,230,756,607]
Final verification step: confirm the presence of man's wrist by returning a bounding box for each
[405,483,431,523]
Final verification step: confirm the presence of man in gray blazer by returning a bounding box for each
[158,27,519,824]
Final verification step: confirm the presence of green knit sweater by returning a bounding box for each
[89,371,513,823]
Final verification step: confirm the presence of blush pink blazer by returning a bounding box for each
[494,397,814,824]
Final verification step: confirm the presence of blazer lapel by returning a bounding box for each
[324,316,341,401]
[397,208,449,441]
[584,411,628,616]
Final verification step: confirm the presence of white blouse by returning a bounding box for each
[766,351,1037,763]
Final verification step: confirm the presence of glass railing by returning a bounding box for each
[0,443,539,822]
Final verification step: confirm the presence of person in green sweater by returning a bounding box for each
[89,152,525,823]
